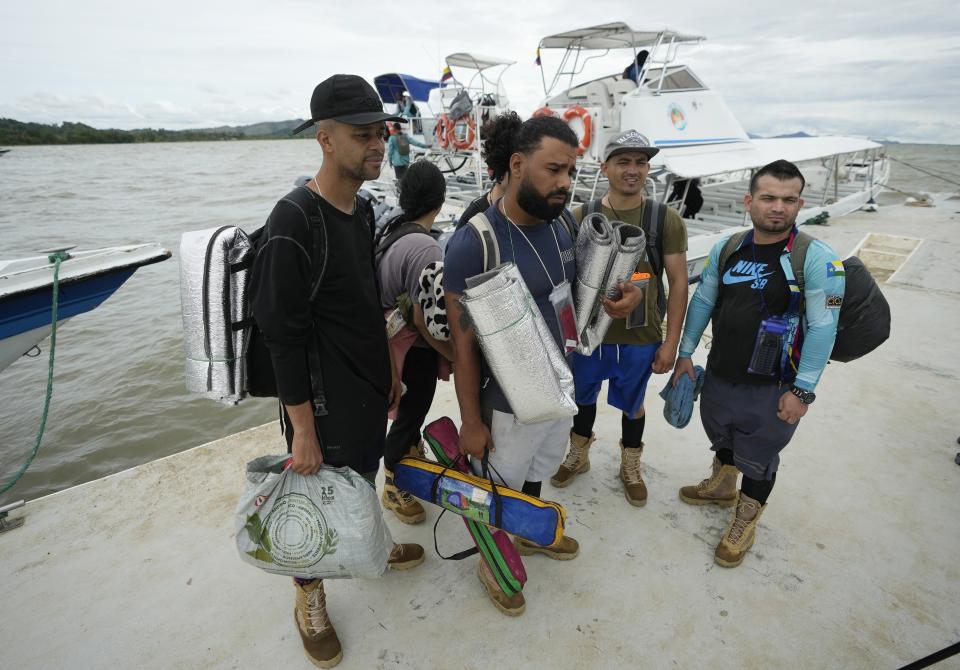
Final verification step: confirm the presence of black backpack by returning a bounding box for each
[582,197,669,318]
[243,187,376,413]
[717,230,891,362]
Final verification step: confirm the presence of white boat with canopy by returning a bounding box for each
[535,22,889,280]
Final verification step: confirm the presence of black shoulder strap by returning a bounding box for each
[584,197,604,219]
[374,221,432,267]
[357,194,377,241]
[640,199,667,277]
[253,186,330,415]
[638,199,668,315]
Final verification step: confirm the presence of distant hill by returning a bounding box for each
[0,118,312,146]
[194,119,309,137]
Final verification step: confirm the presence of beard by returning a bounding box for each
[338,155,382,182]
[516,176,568,221]
[753,213,796,234]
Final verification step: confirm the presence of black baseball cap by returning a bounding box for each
[291,74,405,135]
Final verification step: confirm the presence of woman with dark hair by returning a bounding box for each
[376,160,454,524]
[456,111,522,228]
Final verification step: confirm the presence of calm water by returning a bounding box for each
[0,140,957,504]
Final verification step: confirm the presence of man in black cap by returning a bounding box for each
[551,130,690,508]
[251,74,425,669]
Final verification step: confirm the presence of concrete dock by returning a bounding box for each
[2,200,959,669]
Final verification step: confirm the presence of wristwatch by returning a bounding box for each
[789,385,816,405]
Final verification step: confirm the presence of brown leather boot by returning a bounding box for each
[550,432,595,487]
[515,534,579,560]
[381,466,426,524]
[714,492,766,568]
[293,579,342,668]
[619,442,647,506]
[679,456,739,507]
[387,542,425,570]
[477,559,526,616]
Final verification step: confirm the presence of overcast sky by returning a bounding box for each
[2,0,957,143]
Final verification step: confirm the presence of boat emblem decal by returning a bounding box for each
[668,103,687,131]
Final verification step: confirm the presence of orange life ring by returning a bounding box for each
[450,115,476,151]
[434,114,451,149]
[563,105,592,156]
[532,106,556,118]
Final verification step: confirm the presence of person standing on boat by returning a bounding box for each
[551,130,689,507]
[250,74,425,669]
[673,159,845,568]
[456,112,518,228]
[444,116,644,614]
[386,122,428,183]
[376,161,454,524]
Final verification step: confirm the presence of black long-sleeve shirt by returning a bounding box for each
[249,191,390,408]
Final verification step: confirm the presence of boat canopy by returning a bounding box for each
[373,73,439,104]
[539,22,704,50]
[659,136,882,179]
[445,53,516,71]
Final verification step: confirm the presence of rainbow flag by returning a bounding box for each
[441,66,453,84]
[535,48,541,66]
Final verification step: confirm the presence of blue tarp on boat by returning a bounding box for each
[374,73,438,104]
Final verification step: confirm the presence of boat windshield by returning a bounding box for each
[538,22,705,98]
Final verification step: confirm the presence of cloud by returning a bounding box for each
[1,0,957,142]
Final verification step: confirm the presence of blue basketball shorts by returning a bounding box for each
[571,342,659,417]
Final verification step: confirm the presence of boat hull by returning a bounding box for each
[0,268,136,371]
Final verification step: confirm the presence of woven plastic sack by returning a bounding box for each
[235,456,392,579]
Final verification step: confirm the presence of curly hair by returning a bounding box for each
[480,111,522,182]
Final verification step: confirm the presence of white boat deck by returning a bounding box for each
[2,200,959,669]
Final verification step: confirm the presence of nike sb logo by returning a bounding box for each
[723,260,774,289]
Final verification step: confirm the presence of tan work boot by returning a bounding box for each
[293,579,342,668]
[382,466,426,524]
[387,542,425,570]
[619,442,647,506]
[715,492,766,567]
[515,534,579,560]
[550,432,595,487]
[477,559,526,616]
[679,456,739,507]
[409,440,427,459]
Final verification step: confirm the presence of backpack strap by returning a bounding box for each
[374,221,432,267]
[640,199,670,315]
[717,230,750,278]
[558,208,580,241]
[789,230,814,295]
[466,212,500,272]
[274,186,341,416]
[583,197,604,219]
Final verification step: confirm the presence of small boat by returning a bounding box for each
[374,53,516,188]
[0,149,11,156]
[0,244,171,373]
